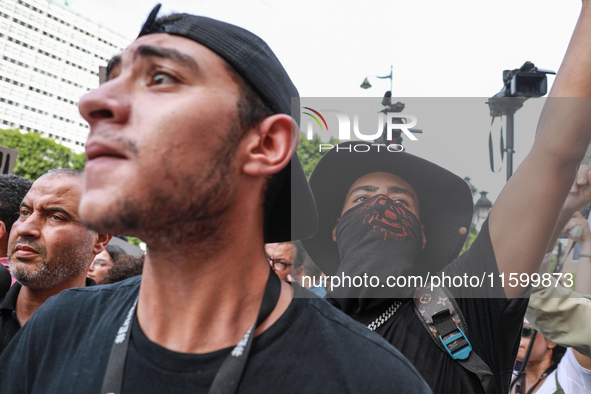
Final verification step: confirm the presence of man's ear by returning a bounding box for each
[93,233,112,255]
[421,225,427,250]
[242,114,296,176]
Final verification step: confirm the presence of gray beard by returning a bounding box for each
[8,235,94,291]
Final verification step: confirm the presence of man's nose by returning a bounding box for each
[78,77,131,130]
[14,214,42,239]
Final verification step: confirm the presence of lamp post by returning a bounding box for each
[463,187,493,251]
[359,66,423,146]
[475,191,493,223]
[360,65,393,93]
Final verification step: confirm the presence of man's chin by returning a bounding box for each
[80,195,120,234]
[80,196,105,231]
[79,192,141,237]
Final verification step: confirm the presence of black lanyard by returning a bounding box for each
[516,364,558,394]
[100,268,281,394]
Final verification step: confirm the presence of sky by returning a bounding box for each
[66,0,584,203]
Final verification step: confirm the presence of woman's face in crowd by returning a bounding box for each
[517,319,554,362]
[87,250,113,283]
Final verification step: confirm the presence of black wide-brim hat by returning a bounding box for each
[137,4,318,243]
[301,141,474,276]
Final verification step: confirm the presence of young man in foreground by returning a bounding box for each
[0,5,431,393]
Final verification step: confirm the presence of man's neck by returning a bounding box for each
[137,236,292,355]
[15,274,88,326]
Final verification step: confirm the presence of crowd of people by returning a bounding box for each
[0,2,590,393]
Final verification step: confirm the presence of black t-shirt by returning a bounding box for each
[0,277,96,355]
[352,221,528,394]
[0,276,432,393]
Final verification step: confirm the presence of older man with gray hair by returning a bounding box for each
[0,169,110,354]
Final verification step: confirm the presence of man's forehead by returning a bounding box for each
[116,33,222,69]
[26,176,82,209]
[265,242,292,256]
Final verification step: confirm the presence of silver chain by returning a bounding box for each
[367,301,403,331]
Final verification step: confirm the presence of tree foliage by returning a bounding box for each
[297,132,339,179]
[0,128,86,181]
[460,224,479,255]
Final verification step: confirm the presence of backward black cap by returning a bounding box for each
[137,4,317,243]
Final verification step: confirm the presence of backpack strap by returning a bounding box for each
[554,369,565,394]
[413,284,498,394]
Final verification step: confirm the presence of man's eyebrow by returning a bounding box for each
[135,45,199,72]
[348,185,378,197]
[42,206,74,219]
[387,186,417,202]
[19,202,75,219]
[348,185,417,202]
[106,55,121,80]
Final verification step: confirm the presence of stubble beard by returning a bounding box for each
[84,124,242,247]
[8,235,94,291]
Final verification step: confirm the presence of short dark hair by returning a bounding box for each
[223,62,274,135]
[105,244,126,261]
[221,63,284,222]
[0,175,32,234]
[99,254,144,285]
[552,345,567,365]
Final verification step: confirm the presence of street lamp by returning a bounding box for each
[360,78,372,89]
[359,66,422,146]
[475,191,493,221]
[360,65,393,93]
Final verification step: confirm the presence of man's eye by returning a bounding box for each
[353,196,368,203]
[151,73,177,85]
[50,215,64,221]
[19,209,30,217]
[393,198,408,206]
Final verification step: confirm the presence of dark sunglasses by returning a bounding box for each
[522,326,535,338]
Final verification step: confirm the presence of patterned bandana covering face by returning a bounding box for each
[327,195,424,314]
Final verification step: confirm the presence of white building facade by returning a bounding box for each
[0,0,130,153]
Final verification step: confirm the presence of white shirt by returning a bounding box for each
[534,348,591,394]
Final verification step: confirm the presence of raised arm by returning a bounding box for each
[489,1,591,298]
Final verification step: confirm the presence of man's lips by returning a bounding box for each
[85,139,128,161]
[14,245,39,258]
